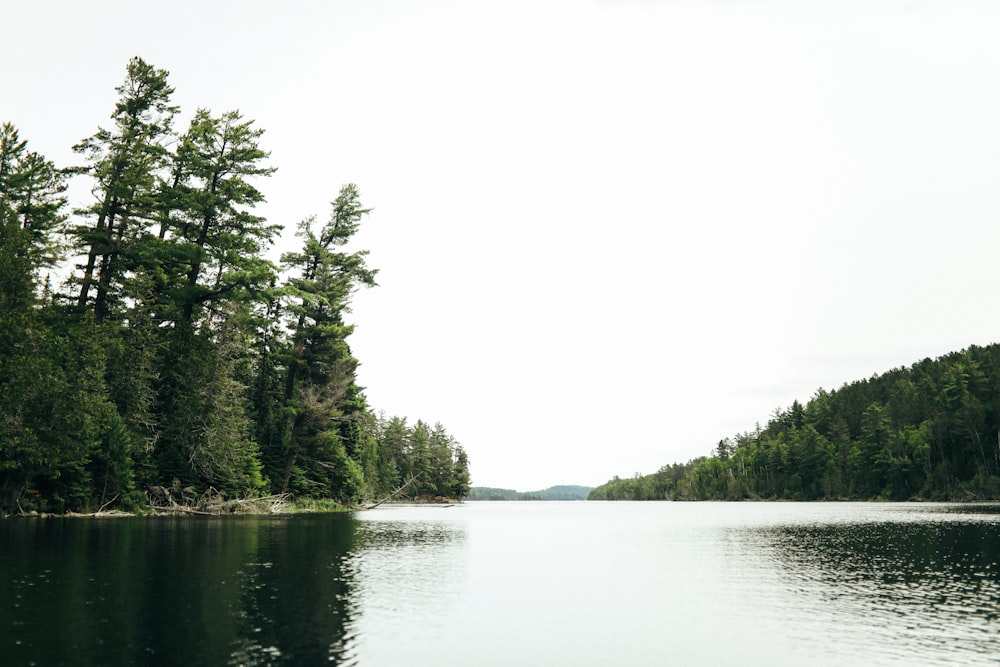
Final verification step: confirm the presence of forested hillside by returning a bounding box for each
[467,485,593,500]
[0,58,469,515]
[591,345,1000,501]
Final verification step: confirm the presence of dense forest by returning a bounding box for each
[0,57,470,515]
[591,344,1000,501]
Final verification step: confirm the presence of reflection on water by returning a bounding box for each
[1,515,358,666]
[741,504,1000,665]
[4,503,1000,666]
[346,508,468,662]
[0,510,470,667]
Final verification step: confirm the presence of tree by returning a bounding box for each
[0,125,96,513]
[0,123,67,269]
[0,57,473,511]
[0,182,46,512]
[375,415,409,494]
[152,109,279,490]
[273,184,376,498]
[451,446,472,499]
[427,423,456,496]
[71,57,177,322]
[161,109,279,325]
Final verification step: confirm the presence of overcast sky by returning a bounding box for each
[8,0,1000,491]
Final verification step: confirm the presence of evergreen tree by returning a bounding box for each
[451,446,472,499]
[161,109,279,325]
[0,123,67,268]
[0,186,46,512]
[427,423,456,496]
[273,185,376,499]
[592,344,1000,502]
[0,125,101,513]
[152,109,278,491]
[0,57,473,512]
[71,57,177,322]
[376,415,409,494]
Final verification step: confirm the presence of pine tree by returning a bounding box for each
[0,123,67,269]
[152,109,278,490]
[273,185,376,498]
[451,446,472,499]
[162,109,279,325]
[71,57,177,322]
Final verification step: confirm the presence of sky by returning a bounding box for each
[8,0,1000,491]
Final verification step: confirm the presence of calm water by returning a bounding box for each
[3,502,1000,665]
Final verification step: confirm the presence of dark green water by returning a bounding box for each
[2,515,357,666]
[3,503,1000,666]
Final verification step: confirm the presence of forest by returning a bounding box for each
[591,344,1000,501]
[0,57,470,515]
[466,485,593,501]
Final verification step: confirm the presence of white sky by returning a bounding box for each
[8,0,1000,491]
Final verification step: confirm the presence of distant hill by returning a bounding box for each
[467,485,593,501]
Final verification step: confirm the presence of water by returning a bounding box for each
[2,502,999,666]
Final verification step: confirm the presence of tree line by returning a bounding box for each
[467,485,593,500]
[590,344,1000,501]
[0,57,470,514]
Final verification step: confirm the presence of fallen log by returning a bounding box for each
[366,473,421,509]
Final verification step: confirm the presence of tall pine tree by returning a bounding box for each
[274,185,377,500]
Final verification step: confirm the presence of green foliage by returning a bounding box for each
[163,109,279,324]
[90,411,143,510]
[592,346,1000,502]
[365,414,471,500]
[71,56,178,322]
[0,201,50,512]
[0,123,67,268]
[589,462,697,500]
[268,184,376,496]
[451,447,472,499]
[0,58,472,515]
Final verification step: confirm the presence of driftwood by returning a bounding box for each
[97,495,119,514]
[155,504,214,516]
[147,484,291,515]
[365,473,421,509]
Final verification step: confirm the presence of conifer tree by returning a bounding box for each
[274,184,377,498]
[152,109,278,489]
[161,109,279,325]
[0,123,67,269]
[71,57,177,322]
[0,57,474,511]
[0,124,81,512]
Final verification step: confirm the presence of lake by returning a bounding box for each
[3,502,999,665]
